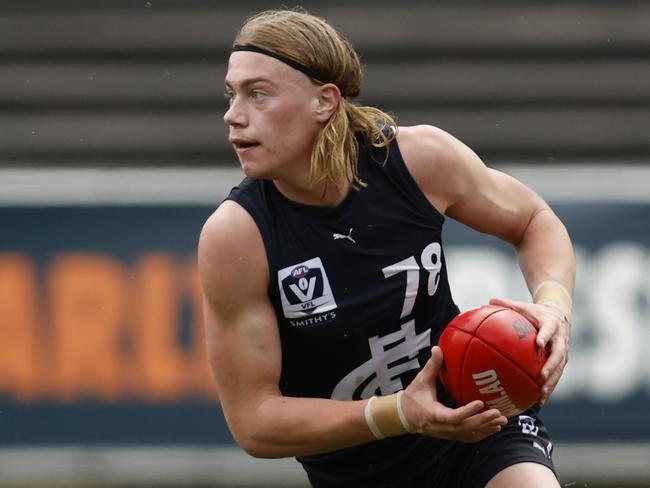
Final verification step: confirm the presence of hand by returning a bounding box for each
[489,297,571,405]
[400,346,507,442]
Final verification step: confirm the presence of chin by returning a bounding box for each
[240,161,272,180]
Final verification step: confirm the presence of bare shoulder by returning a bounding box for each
[396,124,475,170]
[198,200,268,308]
[198,200,262,257]
[396,124,454,154]
[395,125,486,214]
[397,125,550,243]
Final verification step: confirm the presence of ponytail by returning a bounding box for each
[311,99,397,188]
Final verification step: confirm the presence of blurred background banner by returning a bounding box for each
[0,204,229,445]
[1,0,649,486]
[1,178,649,445]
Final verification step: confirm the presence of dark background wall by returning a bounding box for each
[1,3,649,487]
[1,0,649,168]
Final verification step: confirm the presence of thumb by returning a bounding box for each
[421,345,444,380]
[412,346,444,401]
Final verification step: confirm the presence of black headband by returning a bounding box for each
[232,44,340,93]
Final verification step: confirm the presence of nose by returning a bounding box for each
[223,96,247,127]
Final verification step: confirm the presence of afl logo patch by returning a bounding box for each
[291,265,310,279]
[277,257,337,319]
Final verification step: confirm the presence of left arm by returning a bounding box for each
[397,125,576,403]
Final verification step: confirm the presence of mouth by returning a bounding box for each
[230,137,260,152]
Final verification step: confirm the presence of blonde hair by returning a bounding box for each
[233,8,397,188]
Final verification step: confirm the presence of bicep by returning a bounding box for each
[445,167,550,247]
[198,202,282,435]
[399,125,548,246]
[203,290,282,423]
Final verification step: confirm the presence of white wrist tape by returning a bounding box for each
[539,299,572,323]
[533,280,573,320]
[364,392,412,439]
[396,391,413,433]
[364,396,385,439]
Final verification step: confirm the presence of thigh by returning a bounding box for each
[485,462,559,488]
[448,408,558,488]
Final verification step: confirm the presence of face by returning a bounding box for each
[223,51,325,182]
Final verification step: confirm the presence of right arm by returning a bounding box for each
[199,200,372,457]
[198,200,505,458]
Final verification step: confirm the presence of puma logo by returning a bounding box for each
[333,228,356,244]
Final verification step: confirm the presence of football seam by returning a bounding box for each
[444,326,474,402]
[474,310,544,385]
[459,336,542,404]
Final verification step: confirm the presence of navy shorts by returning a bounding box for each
[302,407,556,488]
[405,408,557,488]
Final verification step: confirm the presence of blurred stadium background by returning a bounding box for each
[1,1,649,487]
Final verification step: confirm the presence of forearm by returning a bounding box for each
[231,373,505,458]
[515,207,576,297]
[232,395,375,458]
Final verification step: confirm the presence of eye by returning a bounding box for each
[223,90,235,105]
[250,90,266,101]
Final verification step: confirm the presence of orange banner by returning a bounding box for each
[0,252,217,403]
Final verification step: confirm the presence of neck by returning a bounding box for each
[273,178,352,207]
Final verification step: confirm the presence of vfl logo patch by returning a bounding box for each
[277,257,337,319]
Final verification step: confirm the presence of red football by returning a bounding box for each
[438,305,547,417]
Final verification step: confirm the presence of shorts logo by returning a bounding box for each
[518,415,539,436]
[277,257,337,319]
[533,441,553,459]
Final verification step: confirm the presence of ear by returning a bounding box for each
[314,83,341,123]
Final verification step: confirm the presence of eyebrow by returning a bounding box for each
[224,76,274,90]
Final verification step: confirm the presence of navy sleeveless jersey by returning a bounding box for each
[227,138,460,487]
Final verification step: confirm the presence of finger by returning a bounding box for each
[432,399,485,428]
[540,346,567,405]
[451,400,485,420]
[492,297,561,350]
[421,345,444,380]
[489,297,537,322]
[435,406,507,441]
[457,411,508,442]
[489,297,545,340]
[535,304,572,351]
[541,334,566,380]
[538,308,569,350]
[489,296,521,309]
[448,401,509,429]
[470,420,507,441]
[536,323,558,350]
[431,345,443,367]
[464,408,508,427]
[540,368,562,404]
[409,346,444,402]
[473,424,504,442]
